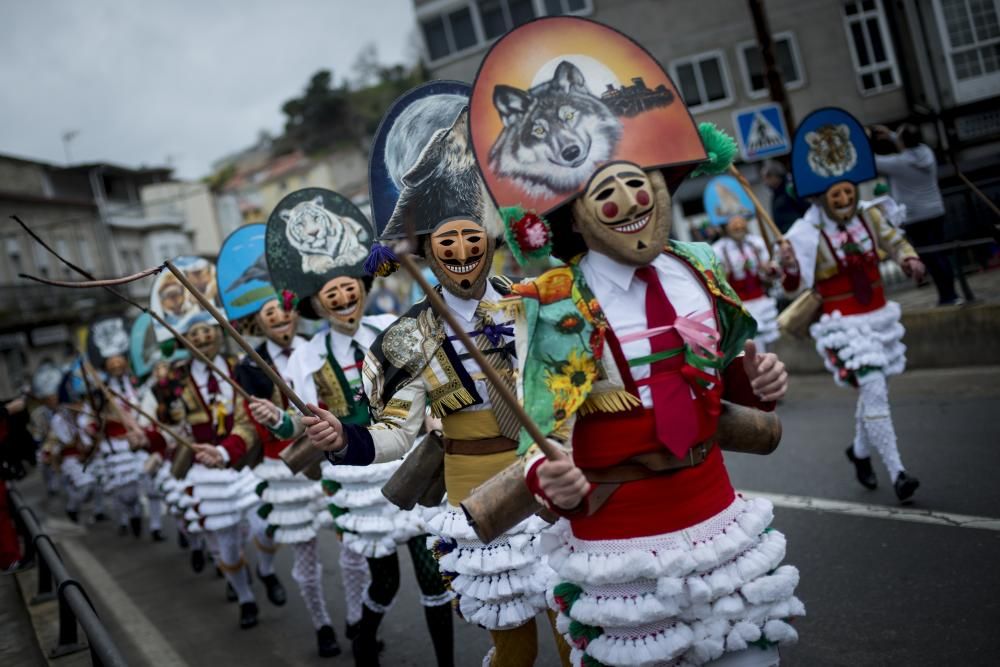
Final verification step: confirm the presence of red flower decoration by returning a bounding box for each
[281,289,299,312]
[513,213,549,251]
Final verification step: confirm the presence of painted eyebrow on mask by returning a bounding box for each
[589,170,646,195]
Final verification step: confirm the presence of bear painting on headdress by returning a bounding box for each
[806,123,858,178]
[489,60,623,198]
[281,195,370,274]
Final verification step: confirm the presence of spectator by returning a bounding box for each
[872,124,972,305]
[1,395,34,571]
[761,160,810,233]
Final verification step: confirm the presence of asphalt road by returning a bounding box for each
[13,366,1000,666]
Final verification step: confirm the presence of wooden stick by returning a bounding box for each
[728,164,785,252]
[395,252,559,461]
[956,170,1000,221]
[80,360,138,433]
[165,260,310,416]
[17,265,165,287]
[11,216,253,402]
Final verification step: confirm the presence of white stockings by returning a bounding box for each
[851,372,905,480]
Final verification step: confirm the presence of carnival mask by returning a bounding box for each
[185,322,223,360]
[426,219,494,299]
[571,163,671,266]
[158,281,186,317]
[313,276,366,334]
[256,299,298,347]
[726,216,749,242]
[823,181,857,224]
[105,355,129,378]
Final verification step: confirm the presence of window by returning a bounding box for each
[419,0,593,64]
[32,243,50,278]
[842,0,900,94]
[670,51,734,112]
[934,0,1000,103]
[737,32,806,98]
[55,238,72,277]
[420,5,479,62]
[5,238,22,282]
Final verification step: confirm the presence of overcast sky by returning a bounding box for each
[0,0,419,179]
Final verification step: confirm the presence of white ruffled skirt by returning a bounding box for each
[316,460,425,558]
[428,507,551,631]
[98,437,143,493]
[810,301,905,387]
[743,296,780,346]
[60,455,96,492]
[545,496,803,667]
[253,457,323,544]
[180,464,258,534]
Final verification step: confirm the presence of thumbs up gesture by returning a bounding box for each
[742,341,788,402]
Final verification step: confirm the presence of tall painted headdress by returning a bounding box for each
[703,174,756,227]
[468,16,734,262]
[149,255,220,343]
[31,361,64,398]
[367,80,504,273]
[790,107,876,199]
[265,187,375,319]
[86,316,131,369]
[216,223,279,326]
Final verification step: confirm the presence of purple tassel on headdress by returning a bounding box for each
[364,242,399,277]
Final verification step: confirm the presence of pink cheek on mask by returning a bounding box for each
[602,202,619,219]
[637,190,650,206]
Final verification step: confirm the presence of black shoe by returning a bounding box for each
[118,524,128,536]
[93,512,108,522]
[894,471,920,503]
[177,532,189,549]
[226,582,237,602]
[345,621,360,641]
[190,548,205,573]
[846,446,877,490]
[151,529,165,542]
[257,567,287,606]
[66,510,79,523]
[317,625,341,658]
[130,517,142,538]
[352,636,381,667]
[239,601,259,629]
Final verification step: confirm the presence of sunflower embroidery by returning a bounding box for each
[544,349,597,411]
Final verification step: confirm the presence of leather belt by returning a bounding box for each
[443,436,518,456]
[581,442,714,484]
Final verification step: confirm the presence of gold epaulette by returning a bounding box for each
[578,390,642,416]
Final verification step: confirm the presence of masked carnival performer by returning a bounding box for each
[84,316,153,538]
[190,224,344,657]
[29,362,65,498]
[304,83,565,667]
[149,256,264,628]
[464,18,803,666]
[258,186,451,666]
[781,108,924,502]
[704,176,781,352]
[49,366,99,523]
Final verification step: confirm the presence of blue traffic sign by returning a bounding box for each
[732,103,790,162]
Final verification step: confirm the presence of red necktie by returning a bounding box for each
[634,266,699,458]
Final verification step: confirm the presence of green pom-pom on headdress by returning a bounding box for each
[159,339,176,358]
[501,206,552,266]
[873,182,889,196]
[690,122,738,178]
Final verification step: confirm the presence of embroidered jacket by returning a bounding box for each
[511,241,758,458]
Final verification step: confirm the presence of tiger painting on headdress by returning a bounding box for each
[805,123,857,178]
[281,195,370,274]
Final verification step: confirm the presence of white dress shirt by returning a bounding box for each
[266,336,301,381]
[713,235,769,281]
[579,250,715,408]
[190,354,235,415]
[441,281,514,412]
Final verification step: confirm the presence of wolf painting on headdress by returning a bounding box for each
[281,195,370,274]
[489,60,623,198]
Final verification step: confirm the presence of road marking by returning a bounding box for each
[58,538,189,667]
[741,490,1000,532]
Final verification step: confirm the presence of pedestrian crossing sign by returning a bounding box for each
[732,103,790,162]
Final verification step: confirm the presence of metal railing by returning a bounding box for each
[7,485,128,666]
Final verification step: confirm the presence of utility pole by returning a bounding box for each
[747,0,795,140]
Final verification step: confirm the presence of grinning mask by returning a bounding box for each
[726,215,749,242]
[105,355,129,378]
[571,163,671,266]
[312,276,366,335]
[255,299,298,347]
[184,322,223,360]
[424,219,495,299]
[822,181,858,225]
